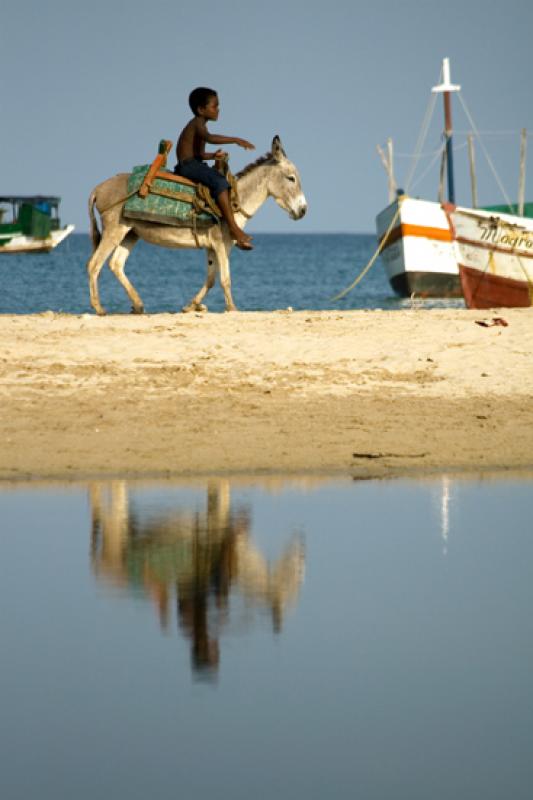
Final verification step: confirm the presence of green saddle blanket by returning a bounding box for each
[123,165,216,228]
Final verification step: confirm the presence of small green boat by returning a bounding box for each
[0,196,74,253]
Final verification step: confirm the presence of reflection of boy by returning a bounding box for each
[175,86,255,250]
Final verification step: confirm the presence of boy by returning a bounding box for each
[175,87,255,250]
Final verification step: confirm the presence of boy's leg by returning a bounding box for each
[216,190,253,249]
[176,160,253,249]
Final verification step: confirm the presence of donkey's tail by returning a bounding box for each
[88,191,101,252]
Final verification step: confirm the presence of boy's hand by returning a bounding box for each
[236,138,255,150]
[214,149,228,159]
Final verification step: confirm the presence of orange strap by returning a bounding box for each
[138,140,173,198]
[154,170,197,188]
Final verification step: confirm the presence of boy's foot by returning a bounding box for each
[232,230,253,250]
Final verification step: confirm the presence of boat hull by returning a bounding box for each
[0,224,75,254]
[376,196,461,298]
[459,265,531,309]
[390,270,461,297]
[449,207,533,308]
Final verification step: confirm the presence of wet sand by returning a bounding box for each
[1,308,532,481]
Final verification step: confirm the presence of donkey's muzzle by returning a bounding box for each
[291,197,307,220]
[292,205,307,220]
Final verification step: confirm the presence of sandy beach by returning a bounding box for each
[1,307,532,481]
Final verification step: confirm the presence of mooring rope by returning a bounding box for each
[331,206,401,302]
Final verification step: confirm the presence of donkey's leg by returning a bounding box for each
[217,244,238,312]
[87,226,131,316]
[182,247,218,313]
[108,232,144,314]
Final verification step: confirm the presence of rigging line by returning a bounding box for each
[405,89,438,193]
[455,129,533,137]
[394,140,468,158]
[410,141,469,191]
[410,143,446,190]
[458,93,514,208]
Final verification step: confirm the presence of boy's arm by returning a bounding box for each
[196,118,255,160]
[206,132,255,150]
[197,120,254,153]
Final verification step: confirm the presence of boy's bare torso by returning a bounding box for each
[176,118,207,162]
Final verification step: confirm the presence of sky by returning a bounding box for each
[2,0,533,233]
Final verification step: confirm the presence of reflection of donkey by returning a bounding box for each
[89,479,305,675]
[87,136,307,315]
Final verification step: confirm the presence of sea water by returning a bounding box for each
[1,475,532,800]
[0,233,464,315]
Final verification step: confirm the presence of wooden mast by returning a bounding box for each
[518,128,527,216]
[468,134,478,208]
[376,137,397,203]
[432,58,461,204]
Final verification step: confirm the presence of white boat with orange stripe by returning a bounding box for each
[376,58,462,298]
[376,195,460,297]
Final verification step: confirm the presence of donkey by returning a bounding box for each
[87,136,307,315]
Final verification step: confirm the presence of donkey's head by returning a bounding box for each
[266,136,307,220]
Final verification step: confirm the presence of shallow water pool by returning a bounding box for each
[1,475,532,799]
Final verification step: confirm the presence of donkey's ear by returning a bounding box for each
[271,135,287,160]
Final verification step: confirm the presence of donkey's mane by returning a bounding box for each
[236,151,274,179]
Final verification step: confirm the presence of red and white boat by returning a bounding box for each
[447,205,533,308]
[376,60,532,307]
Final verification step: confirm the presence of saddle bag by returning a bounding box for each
[123,140,220,228]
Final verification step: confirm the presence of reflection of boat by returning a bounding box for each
[448,204,533,308]
[0,195,74,253]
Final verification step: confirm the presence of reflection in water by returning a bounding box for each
[440,476,451,555]
[89,479,305,677]
[3,474,533,798]
[432,476,452,556]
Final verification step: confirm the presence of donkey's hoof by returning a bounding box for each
[95,308,107,317]
[182,303,207,313]
[131,305,144,315]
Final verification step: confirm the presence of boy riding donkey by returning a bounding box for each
[175,87,255,250]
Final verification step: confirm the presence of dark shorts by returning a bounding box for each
[174,158,229,199]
